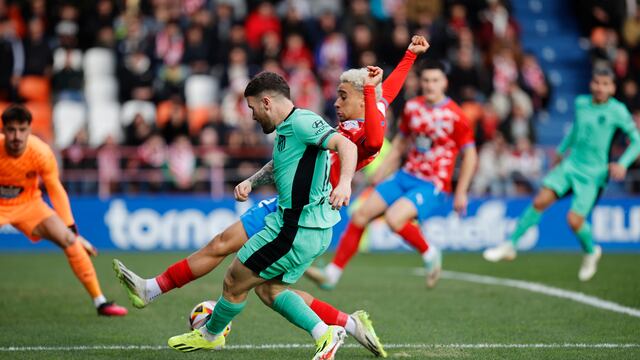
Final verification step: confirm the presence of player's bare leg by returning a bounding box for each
[567,211,601,281]
[384,198,440,288]
[305,191,388,289]
[484,187,558,262]
[114,220,248,308]
[33,215,127,316]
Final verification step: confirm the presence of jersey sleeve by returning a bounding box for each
[616,105,640,168]
[291,114,336,149]
[381,50,417,106]
[453,108,475,150]
[362,84,386,153]
[40,147,75,226]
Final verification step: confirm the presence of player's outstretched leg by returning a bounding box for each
[568,211,602,281]
[306,190,388,289]
[483,188,556,262]
[34,216,127,316]
[296,291,387,357]
[113,221,248,308]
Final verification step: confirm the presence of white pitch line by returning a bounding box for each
[420,269,640,318]
[1,343,639,352]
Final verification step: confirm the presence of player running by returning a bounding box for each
[483,67,640,281]
[166,71,357,358]
[307,60,478,290]
[114,36,428,357]
[0,104,127,316]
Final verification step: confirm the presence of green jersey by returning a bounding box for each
[557,95,640,185]
[273,108,339,229]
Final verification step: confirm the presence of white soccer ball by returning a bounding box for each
[189,300,232,336]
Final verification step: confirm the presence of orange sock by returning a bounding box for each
[64,239,103,299]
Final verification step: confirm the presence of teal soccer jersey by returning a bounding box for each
[271,108,340,228]
[238,108,341,283]
[543,95,640,215]
[557,95,640,185]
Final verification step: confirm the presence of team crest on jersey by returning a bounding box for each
[25,171,37,179]
[341,120,360,130]
[277,135,286,151]
[598,116,606,124]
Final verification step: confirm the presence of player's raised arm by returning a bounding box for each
[362,66,385,153]
[235,160,274,201]
[326,133,357,210]
[380,35,429,105]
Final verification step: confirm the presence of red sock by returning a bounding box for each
[155,259,195,293]
[310,298,349,327]
[332,222,365,269]
[397,221,429,254]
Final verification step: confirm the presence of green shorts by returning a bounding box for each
[542,163,603,216]
[237,211,332,284]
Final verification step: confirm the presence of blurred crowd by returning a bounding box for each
[0,0,635,195]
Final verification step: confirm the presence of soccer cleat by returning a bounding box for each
[112,259,153,309]
[483,242,517,262]
[97,301,128,316]
[350,310,387,358]
[313,326,346,360]
[578,245,602,282]
[168,329,225,352]
[425,247,442,289]
[304,266,336,290]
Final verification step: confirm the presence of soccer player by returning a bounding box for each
[307,60,478,290]
[483,67,640,281]
[114,35,428,357]
[166,71,357,359]
[0,104,127,316]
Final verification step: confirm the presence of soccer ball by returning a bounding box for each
[189,300,232,336]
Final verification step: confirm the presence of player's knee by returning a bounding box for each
[351,208,370,227]
[253,285,274,307]
[384,209,404,232]
[567,212,583,231]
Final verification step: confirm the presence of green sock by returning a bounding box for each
[576,222,595,254]
[510,206,542,246]
[205,296,246,335]
[272,290,322,335]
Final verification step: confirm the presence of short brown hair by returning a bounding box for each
[2,104,32,126]
[244,72,291,99]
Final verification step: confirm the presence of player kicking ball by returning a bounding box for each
[483,66,640,281]
[165,71,359,359]
[113,36,430,357]
[307,60,478,290]
[0,104,127,316]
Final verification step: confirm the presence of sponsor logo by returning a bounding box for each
[592,206,640,242]
[0,185,24,199]
[104,200,239,250]
[25,171,37,179]
[365,201,538,251]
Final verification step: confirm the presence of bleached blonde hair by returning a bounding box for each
[339,68,383,101]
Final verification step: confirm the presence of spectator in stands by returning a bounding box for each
[622,7,640,49]
[63,129,96,194]
[166,135,196,192]
[506,137,544,195]
[119,50,154,101]
[161,101,189,145]
[183,24,210,74]
[81,0,118,50]
[281,32,313,72]
[518,53,550,112]
[500,100,536,145]
[478,0,520,50]
[52,47,83,101]
[472,132,511,196]
[256,29,281,65]
[244,1,280,51]
[0,16,21,101]
[125,113,153,147]
[22,17,52,78]
[134,132,167,192]
[449,45,490,102]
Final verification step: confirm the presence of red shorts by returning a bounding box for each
[0,198,56,241]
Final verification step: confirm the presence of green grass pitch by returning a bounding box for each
[1,251,639,359]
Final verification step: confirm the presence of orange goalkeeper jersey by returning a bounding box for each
[0,134,75,226]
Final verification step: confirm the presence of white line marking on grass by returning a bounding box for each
[416,269,640,318]
[2,343,639,352]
